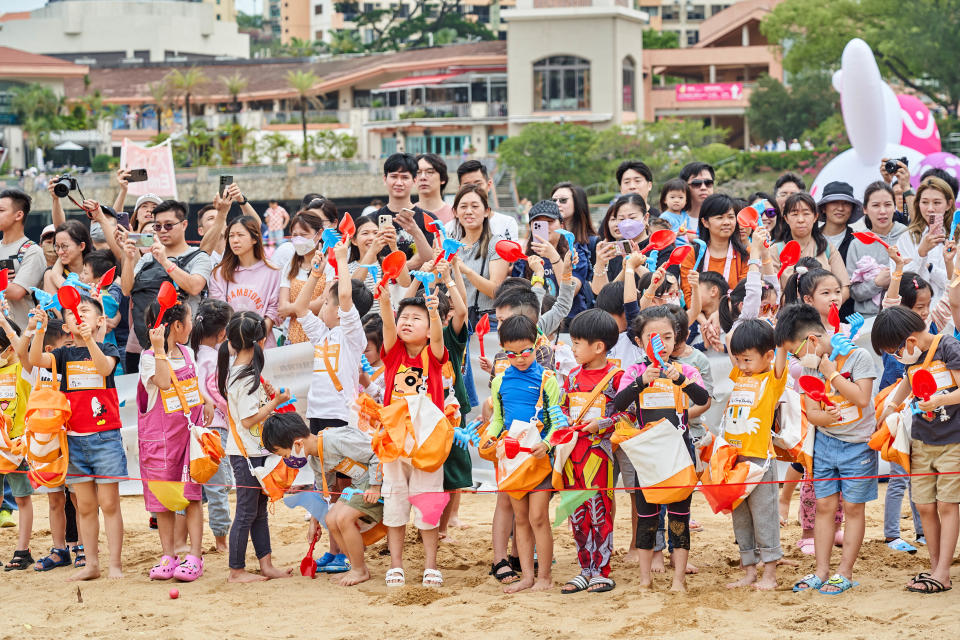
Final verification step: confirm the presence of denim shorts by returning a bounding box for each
[812,430,878,503]
[66,430,128,485]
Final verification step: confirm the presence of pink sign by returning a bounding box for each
[675,82,744,102]
[119,138,178,199]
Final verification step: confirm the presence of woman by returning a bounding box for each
[679,193,749,303]
[43,219,91,294]
[747,191,779,234]
[208,216,282,347]
[277,210,328,344]
[510,199,579,303]
[897,176,955,303]
[553,181,599,269]
[772,192,850,300]
[592,194,650,294]
[845,181,907,317]
[450,184,510,324]
[818,181,863,263]
[349,215,411,297]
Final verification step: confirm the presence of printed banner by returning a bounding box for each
[675,82,744,102]
[119,138,178,199]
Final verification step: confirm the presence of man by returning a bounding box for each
[374,153,435,268]
[679,161,715,219]
[415,154,454,223]
[121,200,212,369]
[450,159,519,241]
[774,172,806,212]
[0,189,46,327]
[616,160,656,213]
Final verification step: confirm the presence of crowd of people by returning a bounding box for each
[0,148,956,597]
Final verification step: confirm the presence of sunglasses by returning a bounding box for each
[552,197,569,204]
[504,347,535,359]
[760,302,779,314]
[152,221,182,232]
[690,179,714,188]
[762,207,778,218]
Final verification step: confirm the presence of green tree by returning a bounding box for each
[642,29,679,49]
[10,83,64,155]
[261,132,292,164]
[746,72,836,143]
[279,37,326,57]
[286,70,321,160]
[328,30,363,54]
[220,72,249,125]
[497,123,601,200]
[338,0,495,52]
[148,80,171,137]
[237,11,263,29]
[165,67,209,137]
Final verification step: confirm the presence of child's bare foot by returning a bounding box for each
[753,575,778,590]
[777,557,799,567]
[531,578,553,592]
[651,551,665,573]
[670,578,687,592]
[726,574,756,589]
[260,566,294,579]
[66,565,101,582]
[638,572,652,588]
[335,567,370,586]
[107,565,123,579]
[228,569,267,583]
[685,561,698,575]
[214,537,228,553]
[624,548,641,564]
[503,577,534,594]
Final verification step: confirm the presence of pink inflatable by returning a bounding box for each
[910,151,960,189]
[897,94,941,156]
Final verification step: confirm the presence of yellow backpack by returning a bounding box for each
[23,361,72,488]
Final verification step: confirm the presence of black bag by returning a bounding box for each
[130,250,204,348]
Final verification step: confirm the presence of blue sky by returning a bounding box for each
[5,0,262,14]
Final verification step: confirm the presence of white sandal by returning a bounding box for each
[385,567,405,587]
[422,568,443,588]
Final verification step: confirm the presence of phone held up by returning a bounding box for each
[127,169,148,183]
[219,175,233,197]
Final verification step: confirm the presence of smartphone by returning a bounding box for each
[116,211,130,230]
[531,220,550,242]
[127,168,148,183]
[400,207,417,217]
[378,214,392,231]
[0,259,14,273]
[219,175,233,197]
[129,233,155,248]
[930,212,944,237]
[615,240,630,256]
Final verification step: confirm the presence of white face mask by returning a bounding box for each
[895,343,922,365]
[799,353,821,370]
[291,236,316,256]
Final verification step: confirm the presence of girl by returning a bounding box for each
[278,210,327,344]
[592,194,650,294]
[718,226,779,334]
[43,220,92,293]
[217,311,292,583]
[659,178,695,242]
[452,184,510,323]
[817,181,862,263]
[897,176,954,303]
[190,298,234,554]
[680,193,749,304]
[846,181,908,317]
[208,216,282,348]
[613,306,710,592]
[359,313,385,403]
[783,265,844,332]
[773,193,851,299]
[139,301,208,582]
[350,214,412,297]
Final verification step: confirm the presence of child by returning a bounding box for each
[359,314,385,404]
[613,306,710,592]
[376,284,449,588]
[190,298,234,554]
[724,318,789,590]
[783,264,845,334]
[139,301,209,582]
[488,314,562,593]
[692,270,728,350]
[262,412,383,587]
[29,295,125,581]
[658,178,694,243]
[217,311,293,583]
[874,306,960,593]
[81,249,122,361]
[596,282,642,369]
[558,309,627,593]
[776,304,877,594]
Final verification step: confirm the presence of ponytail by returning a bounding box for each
[215,311,267,399]
[718,280,744,333]
[190,298,233,353]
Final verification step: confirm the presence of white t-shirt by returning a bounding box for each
[608,332,643,370]
[271,242,297,276]
[226,365,268,457]
[444,211,519,243]
[300,307,366,421]
[139,345,192,412]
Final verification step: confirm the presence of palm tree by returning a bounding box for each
[220,72,248,125]
[147,80,170,136]
[328,29,363,54]
[166,67,209,135]
[285,70,320,161]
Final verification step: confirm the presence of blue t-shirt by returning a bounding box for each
[660,211,693,245]
[501,362,547,430]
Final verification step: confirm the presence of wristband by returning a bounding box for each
[893,270,903,278]
[625,267,635,274]
[531,275,545,286]
[446,280,456,288]
[748,259,761,267]
[155,354,168,361]
[828,371,841,384]
[762,258,773,266]
[165,264,176,274]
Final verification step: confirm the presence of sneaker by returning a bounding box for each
[886,538,918,554]
[0,510,13,528]
[916,536,927,546]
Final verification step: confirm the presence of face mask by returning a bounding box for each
[661,294,681,307]
[895,343,922,365]
[282,442,308,469]
[89,222,106,243]
[291,236,316,256]
[799,353,821,370]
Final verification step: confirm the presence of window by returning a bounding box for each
[711,4,730,14]
[315,4,323,13]
[622,57,635,111]
[488,135,507,153]
[687,29,699,45]
[686,4,705,20]
[533,56,590,111]
[646,6,658,15]
[216,14,221,19]
[662,5,678,20]
[406,135,467,156]
[381,137,398,157]
[353,89,371,107]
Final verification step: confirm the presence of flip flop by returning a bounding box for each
[792,573,824,592]
[561,574,590,594]
[587,576,616,593]
[906,575,952,593]
[818,573,858,595]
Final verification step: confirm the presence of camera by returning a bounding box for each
[53,174,78,198]
[884,157,908,175]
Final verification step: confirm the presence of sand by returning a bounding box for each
[1,487,957,640]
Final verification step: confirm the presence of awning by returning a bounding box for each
[378,72,466,90]
[54,141,84,151]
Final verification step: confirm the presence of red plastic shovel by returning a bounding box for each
[476,313,490,359]
[777,240,801,279]
[373,250,406,299]
[57,285,82,325]
[0,269,7,292]
[736,206,770,247]
[852,231,890,250]
[798,375,835,407]
[666,244,693,267]
[641,229,677,255]
[495,239,528,262]
[327,248,338,277]
[912,369,938,421]
[153,281,178,328]
[300,526,321,578]
[338,212,355,240]
[828,303,840,333]
[502,436,533,459]
[95,266,116,296]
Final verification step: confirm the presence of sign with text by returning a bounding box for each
[119,138,177,199]
[675,82,744,102]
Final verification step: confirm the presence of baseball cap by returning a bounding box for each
[135,193,163,212]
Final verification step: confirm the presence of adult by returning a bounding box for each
[679,161,715,219]
[43,219,91,294]
[264,199,289,248]
[196,182,264,266]
[452,160,519,242]
[373,153,435,268]
[846,181,907,316]
[450,184,510,326]
[616,160,656,214]
[350,214,411,295]
[592,194,652,294]
[772,192,851,299]
[747,191,779,233]
[552,181,599,293]
[278,210,328,344]
[773,172,805,212]
[208,216,282,347]
[129,194,163,233]
[415,153,454,223]
[511,200,581,303]
[679,193,749,303]
[818,181,863,263]
[896,176,955,303]
[121,200,212,372]
[0,189,46,327]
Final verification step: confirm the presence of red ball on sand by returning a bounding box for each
[169,588,179,599]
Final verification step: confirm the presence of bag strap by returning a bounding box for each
[316,433,330,499]
[922,334,944,369]
[823,353,851,395]
[320,339,343,392]
[571,366,620,426]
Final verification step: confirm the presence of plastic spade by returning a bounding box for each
[320,228,342,255]
[410,270,436,296]
[556,229,578,264]
[476,313,491,359]
[338,212,355,240]
[373,250,406,299]
[667,245,693,267]
[95,266,116,296]
[852,231,891,250]
[327,249,338,277]
[645,249,658,274]
[846,312,865,339]
[828,303,840,333]
[798,375,835,407]
[0,268,7,317]
[829,332,856,361]
[153,281,178,329]
[495,239,528,262]
[62,273,92,292]
[912,369,938,420]
[692,238,707,271]
[641,229,677,254]
[275,388,297,413]
[57,285,82,325]
[432,236,465,268]
[502,436,533,459]
[736,205,770,247]
[646,333,668,368]
[424,216,447,242]
[357,263,381,283]
[618,219,645,240]
[952,211,960,241]
[301,526,321,578]
[776,240,801,279]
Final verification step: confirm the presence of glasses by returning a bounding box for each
[762,208,778,218]
[690,179,714,188]
[760,302,779,314]
[504,347,535,359]
[789,337,808,360]
[416,169,437,178]
[552,197,569,204]
[152,221,182,232]
[54,244,73,252]
[306,197,326,209]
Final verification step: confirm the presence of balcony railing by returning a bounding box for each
[487,102,508,117]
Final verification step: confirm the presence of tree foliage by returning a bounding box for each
[286,70,322,161]
[497,123,601,200]
[746,73,837,143]
[642,29,679,49]
[335,0,495,52]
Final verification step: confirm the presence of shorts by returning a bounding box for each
[381,460,444,530]
[309,418,347,435]
[339,481,384,524]
[910,439,960,504]
[812,430,877,503]
[1,462,34,498]
[613,447,637,489]
[66,430,128,485]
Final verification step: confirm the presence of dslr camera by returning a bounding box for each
[884,157,908,175]
[52,174,78,198]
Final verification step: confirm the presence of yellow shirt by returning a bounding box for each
[0,362,30,438]
[723,366,788,458]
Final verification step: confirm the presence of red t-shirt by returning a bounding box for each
[381,341,449,410]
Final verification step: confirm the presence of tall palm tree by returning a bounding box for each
[285,70,320,161]
[147,80,170,137]
[166,67,209,134]
[220,72,248,125]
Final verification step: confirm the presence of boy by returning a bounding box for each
[596,282,642,368]
[28,296,125,581]
[776,304,877,595]
[691,270,727,350]
[558,309,628,593]
[724,318,789,590]
[374,153,435,268]
[81,249,124,356]
[262,412,382,587]
[489,314,563,593]
[874,306,960,593]
[264,199,289,248]
[376,282,449,588]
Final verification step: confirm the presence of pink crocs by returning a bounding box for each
[149,555,179,580]
[173,554,203,582]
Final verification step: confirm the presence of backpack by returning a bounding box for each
[23,361,72,488]
[0,414,22,473]
[130,250,204,349]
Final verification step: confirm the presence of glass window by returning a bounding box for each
[488,135,507,154]
[532,56,590,111]
[687,4,705,20]
[662,6,678,20]
[315,4,322,13]
[687,29,699,45]
[622,57,635,111]
[381,137,397,157]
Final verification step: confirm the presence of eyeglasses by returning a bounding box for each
[504,347,535,359]
[306,197,326,209]
[762,208,778,218]
[53,244,73,252]
[552,197,569,204]
[788,337,808,360]
[689,179,714,188]
[760,302,779,314]
[416,168,437,177]
[152,221,182,232]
